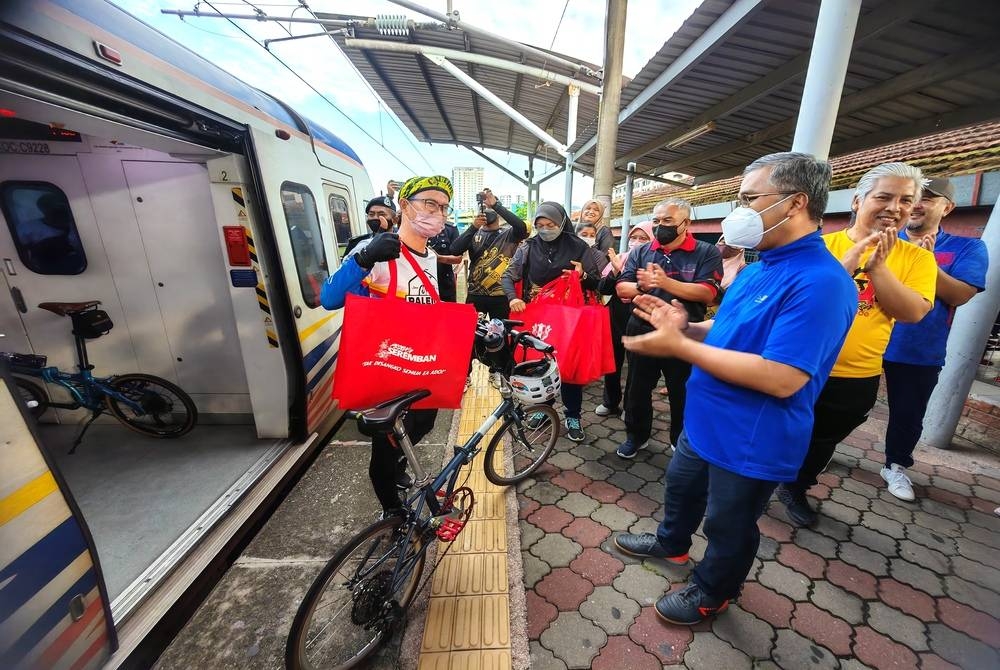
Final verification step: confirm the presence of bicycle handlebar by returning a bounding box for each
[474,316,553,355]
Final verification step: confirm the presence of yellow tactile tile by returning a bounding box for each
[420,362,512,666]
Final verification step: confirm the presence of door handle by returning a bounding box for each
[9,286,27,313]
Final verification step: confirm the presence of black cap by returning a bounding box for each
[923,177,955,203]
[365,195,395,213]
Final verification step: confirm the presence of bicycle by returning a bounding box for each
[3,300,197,453]
[286,317,561,670]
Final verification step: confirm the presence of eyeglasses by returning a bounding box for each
[737,191,797,208]
[405,198,453,216]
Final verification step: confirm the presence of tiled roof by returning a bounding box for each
[610,121,1000,219]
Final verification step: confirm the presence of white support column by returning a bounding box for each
[564,85,580,213]
[620,162,636,253]
[922,202,1000,448]
[791,0,862,159]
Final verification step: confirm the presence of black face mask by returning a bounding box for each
[367,218,385,234]
[655,224,681,245]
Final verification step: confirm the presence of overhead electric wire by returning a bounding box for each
[198,0,424,174]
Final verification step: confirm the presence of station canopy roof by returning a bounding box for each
[324,0,1000,185]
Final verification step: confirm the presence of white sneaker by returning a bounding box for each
[595,404,618,416]
[881,464,915,501]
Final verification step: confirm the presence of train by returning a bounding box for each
[0,1,375,667]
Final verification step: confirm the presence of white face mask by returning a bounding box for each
[627,239,644,251]
[720,194,795,249]
[582,236,597,247]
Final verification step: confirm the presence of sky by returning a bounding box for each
[113,0,701,207]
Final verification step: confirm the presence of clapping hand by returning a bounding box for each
[622,295,689,357]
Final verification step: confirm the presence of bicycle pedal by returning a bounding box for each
[435,518,465,542]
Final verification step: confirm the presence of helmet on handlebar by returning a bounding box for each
[508,358,560,404]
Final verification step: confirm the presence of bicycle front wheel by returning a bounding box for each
[286,516,426,670]
[104,373,197,438]
[483,403,560,485]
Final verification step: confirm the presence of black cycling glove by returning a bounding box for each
[355,232,401,269]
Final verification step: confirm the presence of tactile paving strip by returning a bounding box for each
[418,363,513,669]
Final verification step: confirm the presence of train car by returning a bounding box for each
[0,1,371,666]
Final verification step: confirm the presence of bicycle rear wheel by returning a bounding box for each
[14,377,48,418]
[286,516,426,670]
[104,373,197,438]
[483,403,560,485]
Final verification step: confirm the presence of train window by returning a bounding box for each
[0,181,87,275]
[280,182,329,308]
[328,194,352,246]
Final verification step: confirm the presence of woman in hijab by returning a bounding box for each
[580,199,615,253]
[502,201,606,443]
[596,220,655,417]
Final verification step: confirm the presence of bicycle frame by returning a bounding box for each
[13,364,145,415]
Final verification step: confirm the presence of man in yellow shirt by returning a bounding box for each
[777,163,937,527]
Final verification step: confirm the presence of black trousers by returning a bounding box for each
[602,297,631,410]
[370,408,437,511]
[884,361,941,469]
[791,375,880,491]
[467,293,511,321]
[624,353,691,447]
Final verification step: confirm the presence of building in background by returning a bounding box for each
[451,166,484,215]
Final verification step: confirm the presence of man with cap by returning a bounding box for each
[501,201,605,442]
[320,175,454,516]
[777,162,938,527]
[880,177,988,500]
[450,188,528,320]
[344,195,398,257]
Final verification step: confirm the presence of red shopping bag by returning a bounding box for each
[567,305,616,384]
[515,301,583,372]
[332,247,477,410]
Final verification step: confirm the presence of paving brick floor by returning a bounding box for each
[518,383,1000,669]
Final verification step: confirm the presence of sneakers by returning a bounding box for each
[379,507,406,521]
[523,412,549,430]
[614,533,689,564]
[881,464,915,501]
[595,403,620,417]
[616,437,648,459]
[776,484,816,527]
[564,417,586,442]
[395,470,413,491]
[655,582,729,625]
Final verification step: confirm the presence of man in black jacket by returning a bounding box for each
[450,188,528,319]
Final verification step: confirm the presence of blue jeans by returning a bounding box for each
[656,431,778,600]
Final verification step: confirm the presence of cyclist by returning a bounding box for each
[320,175,453,517]
[501,201,606,442]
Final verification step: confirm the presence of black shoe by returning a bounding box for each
[395,471,413,490]
[655,582,729,625]
[776,484,816,527]
[564,417,586,442]
[379,507,406,521]
[613,533,689,564]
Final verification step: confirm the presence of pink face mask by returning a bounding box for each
[409,212,445,238]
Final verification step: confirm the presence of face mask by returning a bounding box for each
[367,218,384,233]
[721,194,795,249]
[655,224,681,245]
[409,212,445,238]
[537,227,561,242]
[582,236,597,247]
[628,239,644,251]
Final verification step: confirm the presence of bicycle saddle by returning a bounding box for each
[354,389,431,435]
[38,301,101,316]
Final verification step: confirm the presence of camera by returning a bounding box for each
[476,191,485,211]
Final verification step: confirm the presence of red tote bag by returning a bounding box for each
[332,247,477,410]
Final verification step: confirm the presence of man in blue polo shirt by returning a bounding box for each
[881,177,988,501]
[615,198,722,458]
[611,153,857,625]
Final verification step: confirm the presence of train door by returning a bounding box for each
[0,155,135,420]
[120,160,250,411]
[0,365,115,670]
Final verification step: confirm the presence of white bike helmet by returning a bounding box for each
[508,358,561,404]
